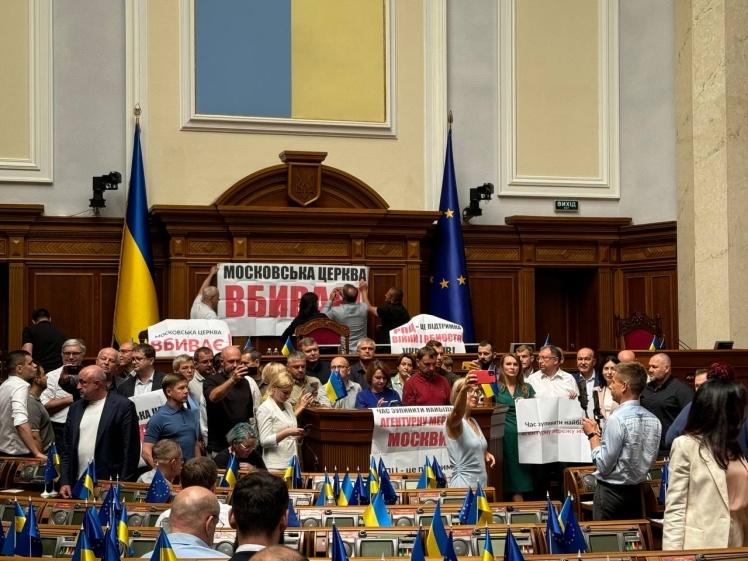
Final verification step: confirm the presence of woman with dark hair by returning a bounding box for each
[281,292,327,339]
[391,353,414,397]
[663,378,748,549]
[354,360,401,409]
[495,352,535,501]
[594,355,620,427]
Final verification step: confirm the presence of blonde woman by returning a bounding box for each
[256,372,310,469]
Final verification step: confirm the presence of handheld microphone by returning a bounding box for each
[592,390,603,429]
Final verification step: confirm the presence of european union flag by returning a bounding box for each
[659,459,669,504]
[83,504,105,557]
[149,528,177,561]
[546,493,564,554]
[1,520,15,556]
[458,486,474,525]
[145,466,171,503]
[443,530,459,561]
[102,524,121,561]
[428,128,475,342]
[468,481,492,525]
[557,495,587,554]
[410,524,425,561]
[44,443,60,484]
[325,370,347,403]
[378,466,398,505]
[286,499,300,528]
[15,501,42,557]
[362,489,391,527]
[425,501,447,557]
[354,471,368,506]
[431,456,447,488]
[219,453,239,488]
[98,483,122,527]
[330,525,348,561]
[281,336,295,356]
[113,120,160,345]
[504,528,526,561]
[73,460,96,500]
[71,527,96,561]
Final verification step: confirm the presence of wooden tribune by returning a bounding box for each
[300,406,507,496]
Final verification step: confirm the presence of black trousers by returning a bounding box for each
[593,479,642,520]
[51,421,67,461]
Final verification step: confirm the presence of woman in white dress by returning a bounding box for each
[256,372,311,470]
[444,372,496,488]
[594,356,620,429]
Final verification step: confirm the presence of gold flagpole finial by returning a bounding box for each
[448,111,453,129]
[134,104,141,124]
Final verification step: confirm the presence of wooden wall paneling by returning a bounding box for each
[99,273,118,348]
[518,266,536,343]
[597,266,616,348]
[365,268,404,343]
[0,264,8,358]
[625,274,648,316]
[8,263,25,352]
[469,272,519,352]
[651,271,678,347]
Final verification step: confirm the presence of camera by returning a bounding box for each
[66,365,82,376]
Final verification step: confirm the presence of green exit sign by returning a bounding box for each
[555,200,579,212]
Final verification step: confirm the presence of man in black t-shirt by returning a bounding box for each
[203,346,256,456]
[21,308,67,373]
[358,280,410,344]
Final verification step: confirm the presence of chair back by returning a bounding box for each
[295,318,351,354]
[615,310,663,349]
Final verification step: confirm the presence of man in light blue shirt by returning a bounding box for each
[143,486,228,558]
[581,361,661,521]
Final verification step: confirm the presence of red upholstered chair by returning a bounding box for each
[294,318,350,354]
[615,311,663,350]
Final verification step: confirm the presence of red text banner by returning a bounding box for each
[148,319,232,358]
[216,262,369,336]
[389,314,466,355]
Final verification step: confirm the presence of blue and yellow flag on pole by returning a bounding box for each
[117,504,130,554]
[16,500,42,557]
[468,481,492,525]
[315,470,335,506]
[150,528,177,561]
[504,528,526,561]
[284,455,303,489]
[425,501,447,557]
[281,336,295,356]
[362,489,391,527]
[72,460,96,500]
[481,526,494,561]
[416,457,436,489]
[428,126,476,342]
[44,443,60,484]
[325,370,347,403]
[113,120,159,346]
[71,527,96,561]
[14,501,25,533]
[219,453,239,489]
[410,523,425,561]
[337,470,354,507]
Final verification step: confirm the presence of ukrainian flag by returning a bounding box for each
[219,453,239,489]
[72,461,96,500]
[368,457,379,495]
[16,500,42,557]
[481,526,494,561]
[325,370,347,403]
[337,470,354,507]
[281,336,295,356]
[71,528,95,561]
[649,335,657,351]
[425,501,447,556]
[113,121,159,346]
[150,528,177,561]
[315,470,335,506]
[14,501,25,534]
[362,489,391,527]
[416,457,436,489]
[284,455,303,489]
[117,504,130,553]
[431,456,447,488]
[469,482,492,525]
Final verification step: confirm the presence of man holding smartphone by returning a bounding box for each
[203,346,261,458]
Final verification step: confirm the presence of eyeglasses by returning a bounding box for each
[537,355,556,362]
[467,388,484,396]
[331,366,349,371]
[236,441,257,452]
[63,351,83,357]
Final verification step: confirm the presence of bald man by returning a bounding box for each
[60,347,123,398]
[617,350,636,363]
[146,486,227,558]
[191,265,219,320]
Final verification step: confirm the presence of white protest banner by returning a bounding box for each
[516,397,591,464]
[371,406,453,478]
[216,262,370,336]
[129,390,168,467]
[389,314,466,355]
[147,319,232,358]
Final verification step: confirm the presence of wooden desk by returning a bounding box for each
[300,406,507,497]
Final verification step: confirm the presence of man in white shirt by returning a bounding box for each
[526,345,578,399]
[41,338,85,460]
[316,356,362,409]
[191,265,219,320]
[0,351,48,458]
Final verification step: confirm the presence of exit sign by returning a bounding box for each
[555,200,579,212]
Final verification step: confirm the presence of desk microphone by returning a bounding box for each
[304,441,320,473]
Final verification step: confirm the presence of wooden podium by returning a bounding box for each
[300,405,507,496]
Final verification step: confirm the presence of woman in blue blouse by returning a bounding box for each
[354,360,402,408]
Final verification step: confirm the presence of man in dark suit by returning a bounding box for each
[59,365,140,496]
[117,343,166,398]
[573,347,605,418]
[229,471,289,560]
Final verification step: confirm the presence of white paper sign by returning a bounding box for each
[516,397,591,464]
[129,390,168,467]
[389,314,466,355]
[216,262,370,336]
[371,406,453,478]
[147,319,232,358]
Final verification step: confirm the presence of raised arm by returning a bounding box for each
[196,265,218,299]
[358,280,378,315]
[445,372,477,440]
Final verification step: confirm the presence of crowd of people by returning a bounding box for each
[3,301,748,554]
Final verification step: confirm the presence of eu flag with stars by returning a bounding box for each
[44,443,60,484]
[428,127,476,342]
[145,466,171,503]
[15,500,42,557]
[557,495,587,553]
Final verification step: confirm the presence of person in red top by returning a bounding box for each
[402,346,451,406]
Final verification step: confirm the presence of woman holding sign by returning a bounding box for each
[445,372,496,488]
[496,352,535,501]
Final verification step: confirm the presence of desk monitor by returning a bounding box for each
[322,514,357,527]
[416,514,449,528]
[587,532,621,552]
[0,504,15,522]
[649,466,663,480]
[40,536,60,558]
[129,537,157,557]
[119,489,137,502]
[474,536,506,557]
[441,496,464,505]
[506,511,540,524]
[356,537,397,558]
[714,341,734,349]
[402,479,420,490]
